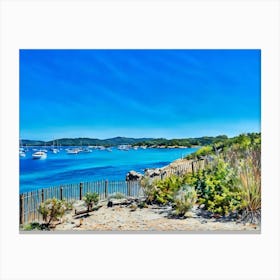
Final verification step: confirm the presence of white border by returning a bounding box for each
[0,0,279,280]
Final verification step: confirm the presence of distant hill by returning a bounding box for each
[20,135,230,147]
[21,137,155,147]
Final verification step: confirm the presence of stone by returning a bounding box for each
[74,220,81,227]
[126,170,143,181]
[129,203,138,211]
[144,168,161,178]
[184,211,194,218]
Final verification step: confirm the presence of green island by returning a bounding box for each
[22,135,229,147]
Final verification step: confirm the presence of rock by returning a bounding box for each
[126,170,143,181]
[184,211,194,218]
[129,203,138,211]
[199,204,205,209]
[144,168,161,178]
[110,198,129,205]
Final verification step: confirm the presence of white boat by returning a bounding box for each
[82,148,92,153]
[50,141,60,153]
[66,148,80,154]
[32,151,47,159]
[19,150,26,157]
[19,141,27,156]
[97,146,106,150]
[118,145,131,151]
[50,147,59,153]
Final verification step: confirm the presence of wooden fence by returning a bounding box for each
[19,180,143,225]
[149,158,209,180]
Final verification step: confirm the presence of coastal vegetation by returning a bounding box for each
[140,133,261,222]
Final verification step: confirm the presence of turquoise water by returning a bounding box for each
[19,147,198,193]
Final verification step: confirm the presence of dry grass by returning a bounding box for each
[234,148,261,224]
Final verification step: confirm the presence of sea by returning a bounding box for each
[19,147,198,193]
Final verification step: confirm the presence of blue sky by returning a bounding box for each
[20,49,260,141]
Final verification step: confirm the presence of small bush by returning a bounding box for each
[23,222,42,231]
[38,198,67,227]
[63,200,74,210]
[141,175,183,205]
[195,146,213,157]
[188,159,243,215]
[83,192,99,212]
[173,185,197,216]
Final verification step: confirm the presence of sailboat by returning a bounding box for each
[50,140,59,153]
[19,140,26,157]
[32,150,47,159]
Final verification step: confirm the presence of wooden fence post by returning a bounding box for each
[105,180,108,199]
[20,194,24,225]
[41,189,44,203]
[191,161,194,175]
[79,182,83,200]
[127,181,131,197]
[60,186,63,200]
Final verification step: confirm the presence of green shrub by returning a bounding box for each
[38,198,67,226]
[195,146,213,157]
[185,146,213,160]
[83,192,99,212]
[23,222,42,231]
[151,175,183,205]
[141,175,183,205]
[63,200,74,210]
[190,159,243,215]
[173,185,197,216]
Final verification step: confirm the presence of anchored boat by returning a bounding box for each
[32,151,47,159]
